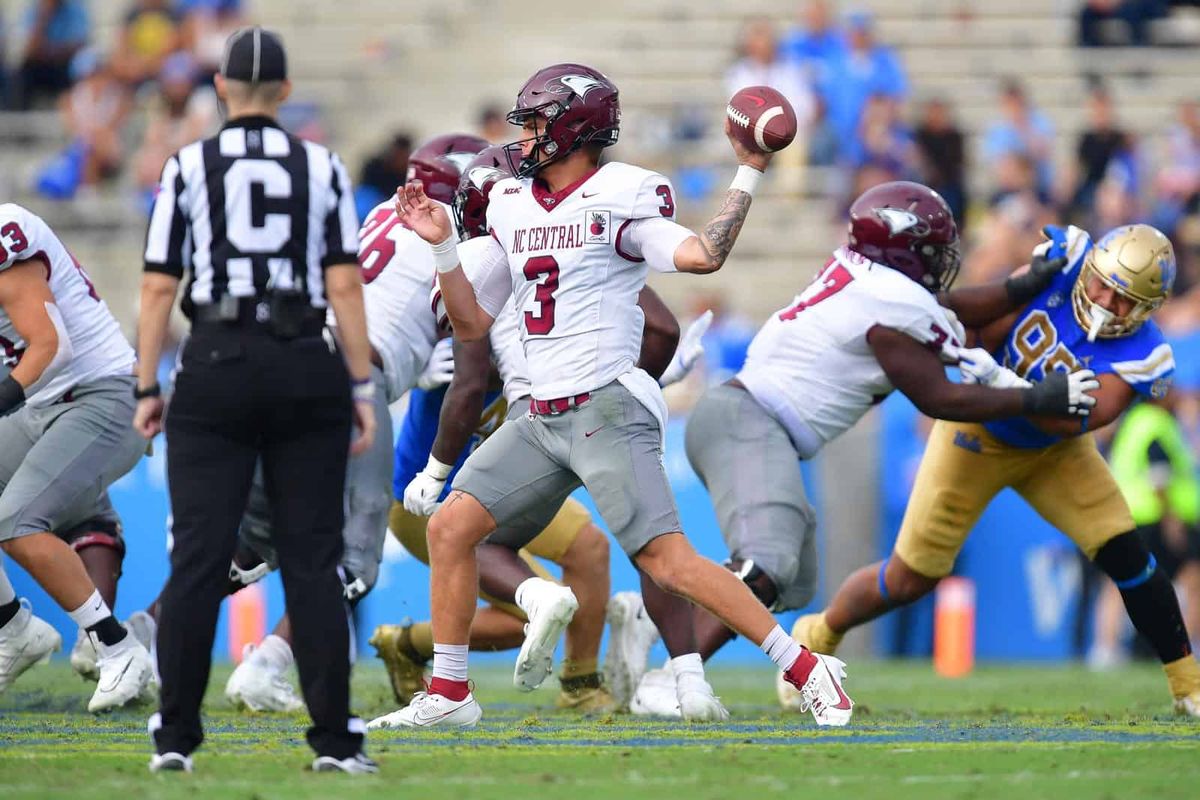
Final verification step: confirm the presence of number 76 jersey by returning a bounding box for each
[736,246,963,458]
[462,161,691,400]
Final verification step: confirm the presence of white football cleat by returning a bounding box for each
[312,752,380,774]
[367,690,482,730]
[513,580,578,692]
[88,633,154,713]
[775,668,805,711]
[630,667,681,718]
[603,592,660,708]
[71,628,100,681]
[1176,690,1200,717]
[677,676,730,722]
[0,600,61,692]
[149,752,193,773]
[784,653,854,727]
[225,645,304,712]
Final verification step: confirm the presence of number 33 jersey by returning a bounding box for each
[736,245,963,458]
[0,204,134,406]
[984,224,1174,449]
[461,161,693,401]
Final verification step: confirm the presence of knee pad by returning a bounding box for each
[725,558,780,611]
[1095,530,1157,587]
[63,518,126,560]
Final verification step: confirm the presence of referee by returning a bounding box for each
[133,27,377,774]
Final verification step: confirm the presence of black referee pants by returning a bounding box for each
[153,322,362,759]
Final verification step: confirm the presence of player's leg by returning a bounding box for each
[1017,436,1200,715]
[370,416,577,729]
[0,556,61,692]
[800,421,1012,656]
[570,383,842,725]
[517,498,614,711]
[683,383,819,660]
[0,381,152,711]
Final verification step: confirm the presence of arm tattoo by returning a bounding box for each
[699,189,752,268]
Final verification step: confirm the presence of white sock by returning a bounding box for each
[254,634,293,670]
[67,590,112,630]
[760,624,803,670]
[431,642,469,682]
[0,564,15,606]
[670,652,708,690]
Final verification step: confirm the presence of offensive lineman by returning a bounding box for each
[385,63,854,728]
[791,222,1200,717]
[0,204,154,711]
[631,181,1102,715]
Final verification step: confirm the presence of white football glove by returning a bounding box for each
[417,338,455,390]
[1066,369,1101,416]
[659,309,714,388]
[403,455,454,516]
[956,347,1031,389]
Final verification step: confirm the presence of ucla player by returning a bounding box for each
[793,223,1200,716]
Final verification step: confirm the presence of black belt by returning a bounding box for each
[191,296,326,338]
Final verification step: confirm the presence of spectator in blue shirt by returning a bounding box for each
[824,11,908,160]
[982,78,1055,196]
[16,0,91,109]
[781,0,847,101]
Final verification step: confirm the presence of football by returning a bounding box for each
[726,85,797,154]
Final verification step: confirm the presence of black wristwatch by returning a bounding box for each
[134,383,162,400]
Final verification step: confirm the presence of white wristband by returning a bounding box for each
[729,165,763,197]
[351,377,374,404]
[430,236,460,274]
[423,454,454,480]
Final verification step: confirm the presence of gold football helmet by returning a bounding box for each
[1073,223,1175,340]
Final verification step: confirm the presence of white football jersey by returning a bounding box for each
[0,204,134,406]
[345,198,444,403]
[736,246,963,458]
[489,300,531,406]
[463,161,692,401]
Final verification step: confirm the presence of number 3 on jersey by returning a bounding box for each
[523,255,559,335]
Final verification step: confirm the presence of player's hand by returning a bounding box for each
[659,309,713,387]
[395,180,453,245]
[403,470,447,516]
[1022,369,1100,417]
[133,396,166,439]
[350,398,376,456]
[957,347,1031,389]
[417,338,455,390]
[724,117,772,173]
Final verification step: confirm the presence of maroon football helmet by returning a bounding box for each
[453,145,516,240]
[406,133,490,204]
[847,181,961,293]
[505,63,620,177]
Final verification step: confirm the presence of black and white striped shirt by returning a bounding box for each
[143,115,359,310]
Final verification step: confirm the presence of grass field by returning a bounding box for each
[1,660,1198,799]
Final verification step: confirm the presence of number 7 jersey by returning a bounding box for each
[736,246,963,458]
[462,161,692,400]
[0,204,135,406]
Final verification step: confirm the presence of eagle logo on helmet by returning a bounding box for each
[555,75,605,100]
[467,166,505,190]
[876,208,927,236]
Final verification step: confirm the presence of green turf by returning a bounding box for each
[1,660,1197,799]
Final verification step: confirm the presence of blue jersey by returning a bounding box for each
[984,225,1175,449]
[392,386,507,502]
